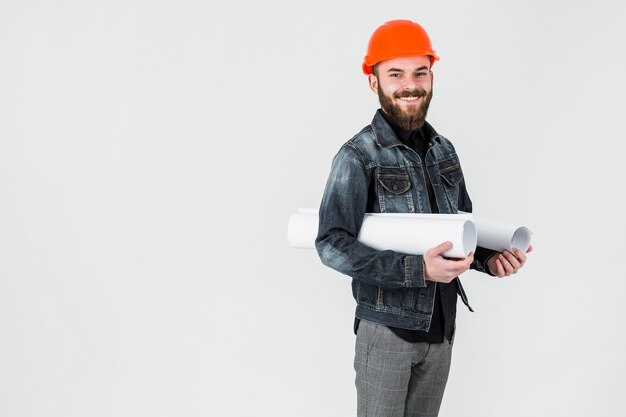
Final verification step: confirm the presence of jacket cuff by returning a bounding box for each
[472,246,498,276]
[404,255,427,288]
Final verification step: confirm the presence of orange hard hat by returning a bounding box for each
[362,20,440,75]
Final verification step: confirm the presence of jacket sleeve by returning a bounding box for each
[458,177,498,276]
[315,144,427,289]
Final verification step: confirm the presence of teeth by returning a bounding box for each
[399,96,419,101]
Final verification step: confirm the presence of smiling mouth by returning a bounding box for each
[398,96,421,102]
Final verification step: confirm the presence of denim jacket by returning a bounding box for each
[315,110,496,331]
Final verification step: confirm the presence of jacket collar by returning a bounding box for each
[371,109,441,149]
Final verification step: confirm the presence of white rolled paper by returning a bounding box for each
[470,214,533,253]
[408,211,534,253]
[358,214,476,258]
[287,211,320,248]
[287,209,477,258]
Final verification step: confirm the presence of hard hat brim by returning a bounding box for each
[362,51,440,75]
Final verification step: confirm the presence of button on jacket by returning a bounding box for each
[315,110,496,332]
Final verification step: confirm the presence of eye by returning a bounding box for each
[389,73,401,78]
[416,72,428,78]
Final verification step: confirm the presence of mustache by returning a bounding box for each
[394,89,427,99]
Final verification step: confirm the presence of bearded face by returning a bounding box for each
[377,81,433,131]
[368,56,434,131]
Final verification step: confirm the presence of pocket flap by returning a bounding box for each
[377,174,411,194]
[440,165,463,187]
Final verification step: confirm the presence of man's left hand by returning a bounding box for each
[486,245,533,277]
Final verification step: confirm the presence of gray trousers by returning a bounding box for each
[354,319,453,417]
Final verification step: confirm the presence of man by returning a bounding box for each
[315,20,532,417]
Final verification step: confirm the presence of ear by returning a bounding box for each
[368,74,379,94]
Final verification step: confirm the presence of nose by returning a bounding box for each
[400,76,421,91]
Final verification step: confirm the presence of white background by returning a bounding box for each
[1,1,625,416]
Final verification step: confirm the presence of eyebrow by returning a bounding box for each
[387,66,429,73]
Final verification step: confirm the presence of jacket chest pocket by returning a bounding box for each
[439,163,463,212]
[376,169,414,213]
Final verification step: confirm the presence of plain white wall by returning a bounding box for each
[1,1,625,416]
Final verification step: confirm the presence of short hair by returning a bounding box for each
[372,63,379,77]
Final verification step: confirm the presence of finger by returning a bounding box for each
[428,241,453,257]
[499,254,515,275]
[446,254,474,275]
[512,248,526,262]
[512,248,527,266]
[456,251,474,266]
[496,259,505,277]
[446,252,473,268]
[526,245,533,253]
[503,251,521,270]
[448,252,474,262]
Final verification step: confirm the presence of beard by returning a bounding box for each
[377,82,433,131]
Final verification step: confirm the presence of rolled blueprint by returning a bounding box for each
[287,209,320,248]
[364,211,534,253]
[287,209,476,258]
[358,213,476,258]
[470,214,533,253]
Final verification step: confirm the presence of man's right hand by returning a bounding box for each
[424,241,474,283]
